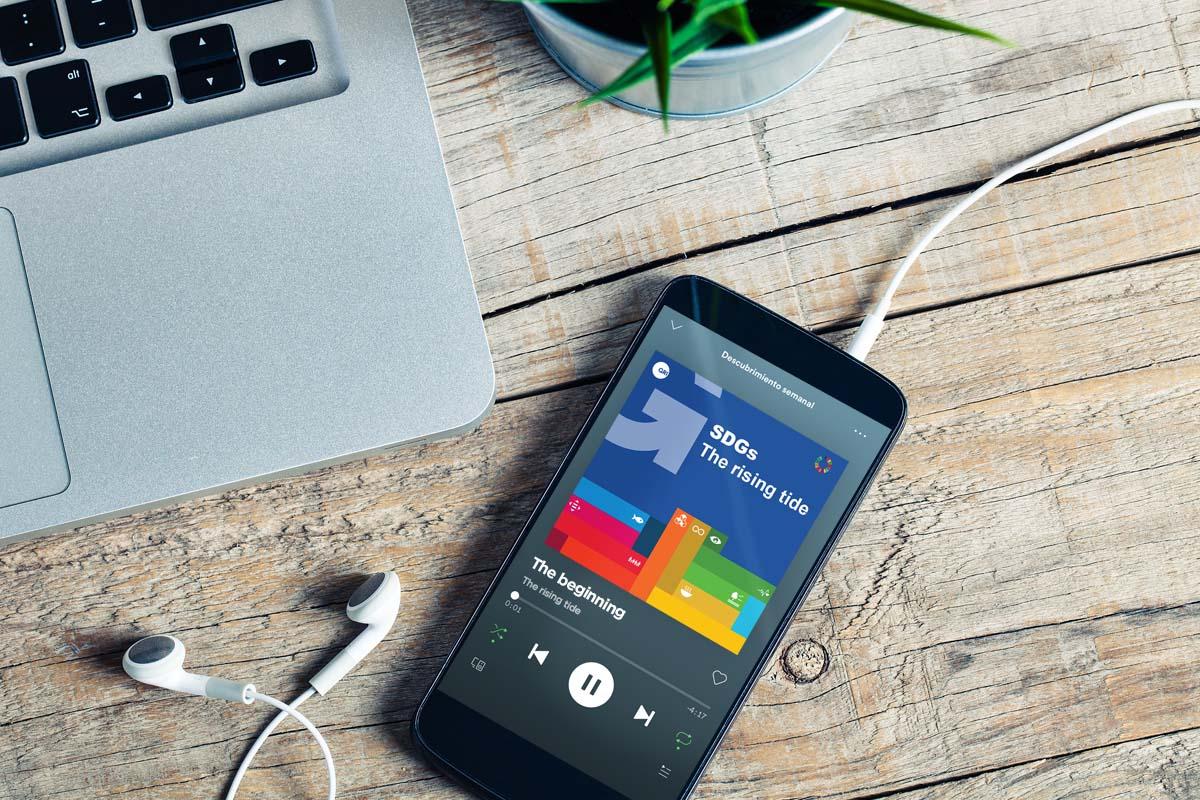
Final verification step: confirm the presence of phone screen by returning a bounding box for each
[423,286,901,799]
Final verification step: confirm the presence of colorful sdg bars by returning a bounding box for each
[546,477,774,654]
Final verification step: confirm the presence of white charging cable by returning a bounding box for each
[232,689,334,800]
[845,99,1200,361]
[227,688,318,798]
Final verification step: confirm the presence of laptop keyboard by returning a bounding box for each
[140,0,279,30]
[0,0,347,176]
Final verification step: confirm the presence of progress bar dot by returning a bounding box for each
[510,591,520,600]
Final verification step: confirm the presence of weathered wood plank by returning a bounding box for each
[885,727,1200,799]
[2,253,1198,799]
[484,133,1200,399]
[693,601,1200,799]
[415,0,1200,312]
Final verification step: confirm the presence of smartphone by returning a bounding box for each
[413,275,906,800]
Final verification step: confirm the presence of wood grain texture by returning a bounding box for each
[417,0,1200,312]
[884,728,1200,799]
[4,1,1200,799]
[3,252,1198,799]
[485,133,1200,398]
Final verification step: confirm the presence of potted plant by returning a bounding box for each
[515,0,1011,123]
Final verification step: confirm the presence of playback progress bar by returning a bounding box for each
[515,589,711,710]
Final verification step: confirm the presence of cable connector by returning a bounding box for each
[846,309,885,361]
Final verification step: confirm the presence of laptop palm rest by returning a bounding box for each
[0,209,69,509]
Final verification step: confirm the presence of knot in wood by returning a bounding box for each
[781,639,829,684]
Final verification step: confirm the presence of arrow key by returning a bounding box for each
[178,59,244,104]
[106,75,172,121]
[250,40,317,87]
[170,24,237,71]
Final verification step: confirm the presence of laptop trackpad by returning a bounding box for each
[0,209,69,509]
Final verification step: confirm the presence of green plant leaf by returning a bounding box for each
[645,11,673,128]
[579,12,725,111]
[492,0,613,4]
[686,0,750,23]
[671,17,729,59]
[709,3,757,43]
[578,52,655,106]
[816,0,1015,46]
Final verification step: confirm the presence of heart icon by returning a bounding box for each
[712,670,728,686]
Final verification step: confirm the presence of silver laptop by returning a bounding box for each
[0,0,495,544]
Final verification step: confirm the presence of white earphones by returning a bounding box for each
[122,571,402,800]
[308,570,401,694]
[122,634,256,703]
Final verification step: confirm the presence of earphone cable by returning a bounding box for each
[226,688,331,800]
[845,99,1200,361]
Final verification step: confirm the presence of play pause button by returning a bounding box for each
[568,662,614,708]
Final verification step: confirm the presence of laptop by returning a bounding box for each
[0,0,495,544]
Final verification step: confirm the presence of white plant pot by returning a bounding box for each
[524,3,852,118]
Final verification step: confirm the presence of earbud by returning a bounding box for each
[122,634,256,704]
[308,571,401,695]
[121,573,402,800]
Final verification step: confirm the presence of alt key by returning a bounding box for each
[26,59,99,139]
[106,75,172,121]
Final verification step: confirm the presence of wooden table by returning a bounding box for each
[5,1,1200,798]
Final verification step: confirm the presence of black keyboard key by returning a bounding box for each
[250,40,317,86]
[141,0,280,31]
[0,0,65,66]
[177,59,244,104]
[65,0,137,48]
[170,24,236,71]
[26,60,100,138]
[106,75,172,121]
[0,77,29,150]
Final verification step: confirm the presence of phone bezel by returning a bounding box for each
[413,275,907,799]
